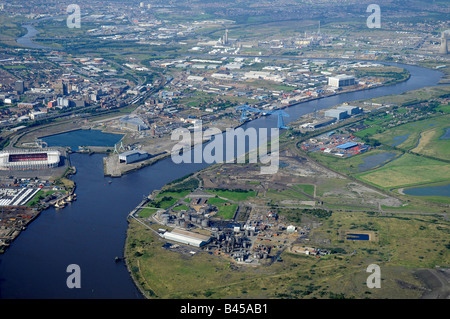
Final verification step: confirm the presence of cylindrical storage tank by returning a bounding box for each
[202,219,209,227]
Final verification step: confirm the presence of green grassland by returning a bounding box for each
[0,15,28,46]
[207,197,230,205]
[26,189,60,207]
[371,114,450,160]
[147,196,179,210]
[308,148,403,175]
[125,210,450,299]
[356,153,450,189]
[361,85,450,107]
[216,204,238,219]
[205,189,257,202]
[294,184,315,197]
[350,66,410,85]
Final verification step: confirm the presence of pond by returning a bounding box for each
[389,134,410,147]
[403,183,450,197]
[358,152,397,172]
[346,233,370,240]
[439,127,450,140]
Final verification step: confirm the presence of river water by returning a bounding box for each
[16,21,56,50]
[0,58,444,298]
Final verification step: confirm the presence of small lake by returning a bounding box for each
[403,183,450,197]
[41,129,123,150]
[358,152,397,171]
[389,134,410,147]
[440,127,450,140]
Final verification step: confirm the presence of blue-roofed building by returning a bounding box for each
[336,142,358,149]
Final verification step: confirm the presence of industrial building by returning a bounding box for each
[324,108,349,120]
[336,105,363,116]
[118,150,149,164]
[119,115,149,131]
[29,111,47,120]
[336,142,358,150]
[301,117,336,129]
[162,228,211,247]
[0,150,61,170]
[328,75,356,88]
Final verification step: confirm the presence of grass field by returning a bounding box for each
[148,196,179,209]
[371,114,450,160]
[205,189,257,201]
[294,184,315,196]
[216,204,238,219]
[356,153,450,189]
[309,148,403,175]
[363,85,450,107]
[207,197,230,205]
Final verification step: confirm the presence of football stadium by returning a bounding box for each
[0,150,61,170]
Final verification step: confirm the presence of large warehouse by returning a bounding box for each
[324,109,349,120]
[328,75,356,88]
[118,150,149,164]
[0,149,61,170]
[336,105,363,116]
[162,228,211,247]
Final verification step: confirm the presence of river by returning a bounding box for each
[16,19,57,50]
[0,57,444,298]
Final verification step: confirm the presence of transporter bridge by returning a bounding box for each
[236,104,290,129]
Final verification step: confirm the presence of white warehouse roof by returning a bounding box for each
[162,228,211,247]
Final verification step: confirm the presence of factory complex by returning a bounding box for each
[300,131,370,158]
[135,187,326,266]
